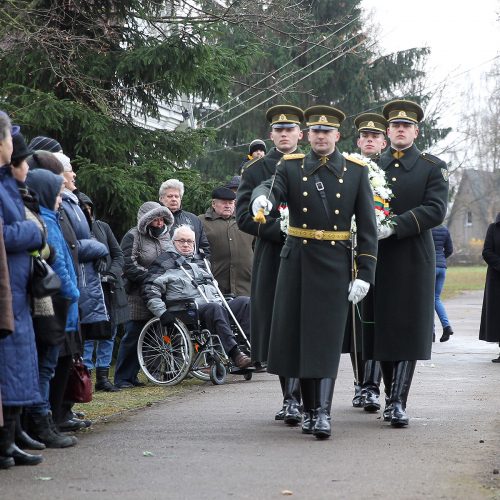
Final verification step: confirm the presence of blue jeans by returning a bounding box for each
[83,326,117,370]
[435,267,450,328]
[114,320,147,385]
[27,343,60,416]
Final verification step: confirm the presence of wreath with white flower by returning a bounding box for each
[342,152,394,232]
[278,204,289,234]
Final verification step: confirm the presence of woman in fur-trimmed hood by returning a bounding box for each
[113,202,173,388]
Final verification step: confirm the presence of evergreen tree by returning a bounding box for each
[195,0,449,178]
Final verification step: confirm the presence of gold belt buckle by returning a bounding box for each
[314,230,324,240]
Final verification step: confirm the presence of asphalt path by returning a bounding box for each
[1,290,499,499]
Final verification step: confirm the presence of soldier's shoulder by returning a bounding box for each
[240,156,262,173]
[420,152,446,167]
[344,154,368,167]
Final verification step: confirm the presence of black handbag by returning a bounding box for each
[30,255,62,299]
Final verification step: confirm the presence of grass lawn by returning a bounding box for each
[441,265,487,300]
[75,266,487,423]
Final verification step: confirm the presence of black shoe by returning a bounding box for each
[58,418,87,433]
[275,405,286,420]
[95,368,121,392]
[301,411,316,434]
[382,396,392,421]
[283,402,302,426]
[313,410,331,439]
[440,326,453,342]
[26,413,77,448]
[352,384,364,408]
[0,456,15,469]
[15,414,45,450]
[363,388,381,412]
[6,443,43,466]
[390,402,409,427]
[492,355,500,363]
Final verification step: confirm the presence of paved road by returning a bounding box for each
[2,291,499,499]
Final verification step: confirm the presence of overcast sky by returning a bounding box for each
[361,0,500,130]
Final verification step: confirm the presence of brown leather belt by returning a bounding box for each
[288,226,351,241]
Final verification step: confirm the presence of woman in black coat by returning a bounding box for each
[79,194,129,391]
[479,212,500,362]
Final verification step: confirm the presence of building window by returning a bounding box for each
[466,211,473,227]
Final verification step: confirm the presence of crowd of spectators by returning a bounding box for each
[0,109,255,469]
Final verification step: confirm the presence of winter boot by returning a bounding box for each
[25,412,77,448]
[1,408,43,466]
[362,360,382,412]
[389,360,416,428]
[313,378,335,439]
[283,378,302,426]
[15,413,45,450]
[299,379,316,434]
[440,325,453,342]
[95,368,121,392]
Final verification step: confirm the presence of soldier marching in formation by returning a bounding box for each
[250,106,378,439]
[345,112,388,412]
[236,106,304,425]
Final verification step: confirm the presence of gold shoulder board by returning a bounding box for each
[420,153,439,165]
[345,154,367,167]
[282,153,305,160]
[241,157,261,174]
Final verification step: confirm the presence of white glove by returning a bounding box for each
[348,279,370,304]
[377,225,395,240]
[251,195,273,216]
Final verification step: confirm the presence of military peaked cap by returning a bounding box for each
[304,105,346,130]
[266,105,304,128]
[382,99,424,124]
[354,112,388,134]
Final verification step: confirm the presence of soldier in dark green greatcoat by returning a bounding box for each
[236,105,304,425]
[251,106,378,439]
[364,99,449,428]
[344,112,388,413]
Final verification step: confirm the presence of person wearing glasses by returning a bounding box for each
[142,225,253,369]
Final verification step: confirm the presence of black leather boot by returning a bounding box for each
[15,413,45,450]
[389,360,416,428]
[362,360,382,412]
[25,412,77,448]
[380,361,394,421]
[313,378,335,439]
[283,378,302,426]
[275,376,287,420]
[0,406,15,469]
[350,352,364,408]
[95,367,120,392]
[1,408,43,466]
[440,325,453,342]
[299,379,316,434]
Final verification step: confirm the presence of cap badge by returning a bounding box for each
[319,115,328,122]
[367,121,374,127]
[398,111,407,117]
[278,114,287,121]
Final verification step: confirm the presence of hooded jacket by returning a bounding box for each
[121,202,174,320]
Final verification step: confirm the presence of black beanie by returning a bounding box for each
[248,139,267,155]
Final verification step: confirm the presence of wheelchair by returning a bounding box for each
[137,299,254,386]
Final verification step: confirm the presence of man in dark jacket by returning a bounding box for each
[199,187,253,296]
[364,99,449,428]
[159,178,211,258]
[431,225,454,342]
[236,105,304,426]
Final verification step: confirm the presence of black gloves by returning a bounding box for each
[160,311,176,327]
[94,257,108,274]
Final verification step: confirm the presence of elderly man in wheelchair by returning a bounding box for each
[142,225,253,374]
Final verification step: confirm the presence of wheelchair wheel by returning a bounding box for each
[191,351,211,382]
[210,362,226,385]
[137,317,193,386]
[244,372,252,381]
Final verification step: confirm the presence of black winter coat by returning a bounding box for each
[236,148,285,362]
[479,214,500,343]
[253,149,378,378]
[92,220,130,327]
[363,145,449,361]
